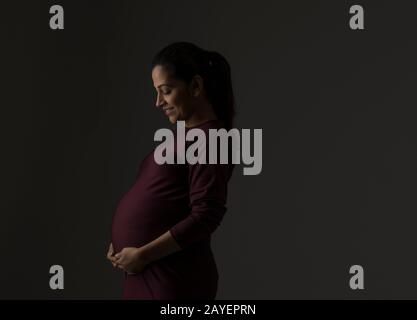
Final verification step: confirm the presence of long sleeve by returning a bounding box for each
[169,160,233,249]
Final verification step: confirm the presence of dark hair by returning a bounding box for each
[151,42,235,130]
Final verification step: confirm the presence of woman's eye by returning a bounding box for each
[163,91,171,95]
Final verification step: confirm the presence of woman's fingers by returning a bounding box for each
[107,243,120,262]
[106,244,127,272]
[107,243,115,256]
[107,245,124,270]
[107,252,115,261]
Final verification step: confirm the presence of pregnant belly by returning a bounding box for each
[111,191,189,253]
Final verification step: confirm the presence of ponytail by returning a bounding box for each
[204,50,235,130]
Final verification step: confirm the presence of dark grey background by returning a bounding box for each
[1,0,416,299]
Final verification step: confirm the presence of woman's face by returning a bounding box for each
[152,65,195,124]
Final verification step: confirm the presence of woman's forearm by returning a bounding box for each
[141,230,182,265]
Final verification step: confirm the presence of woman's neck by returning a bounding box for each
[185,103,217,128]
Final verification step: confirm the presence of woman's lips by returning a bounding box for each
[164,107,174,115]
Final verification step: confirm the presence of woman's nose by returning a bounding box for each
[156,93,165,108]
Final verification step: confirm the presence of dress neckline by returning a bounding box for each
[184,119,220,130]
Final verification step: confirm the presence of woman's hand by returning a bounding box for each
[114,247,149,274]
[106,243,118,267]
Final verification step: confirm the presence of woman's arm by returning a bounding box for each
[141,230,182,264]
[169,161,232,249]
[113,231,182,273]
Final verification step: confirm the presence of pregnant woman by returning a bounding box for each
[107,42,235,300]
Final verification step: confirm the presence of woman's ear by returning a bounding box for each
[190,75,204,98]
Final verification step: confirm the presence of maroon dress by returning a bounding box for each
[111,119,234,300]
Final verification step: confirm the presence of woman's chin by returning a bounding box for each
[167,115,177,124]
